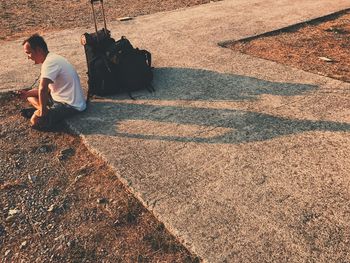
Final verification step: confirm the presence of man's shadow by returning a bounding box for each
[70,68,350,144]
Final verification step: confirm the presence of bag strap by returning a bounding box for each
[140,50,155,92]
[142,50,152,67]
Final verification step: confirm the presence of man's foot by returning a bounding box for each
[20,108,35,119]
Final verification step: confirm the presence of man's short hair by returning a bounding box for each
[22,34,49,53]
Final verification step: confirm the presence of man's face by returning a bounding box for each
[23,42,41,64]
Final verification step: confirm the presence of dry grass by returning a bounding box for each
[229,10,350,82]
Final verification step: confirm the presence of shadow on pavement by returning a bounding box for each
[119,67,319,101]
[72,68,350,144]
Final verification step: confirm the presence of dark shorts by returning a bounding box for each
[33,101,81,130]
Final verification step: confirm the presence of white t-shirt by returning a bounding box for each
[41,53,86,111]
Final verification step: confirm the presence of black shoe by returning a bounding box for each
[20,108,36,119]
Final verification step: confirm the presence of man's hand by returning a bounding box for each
[30,110,40,127]
[33,109,48,118]
[30,109,48,128]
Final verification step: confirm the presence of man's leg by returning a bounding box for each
[30,101,79,130]
[22,90,53,119]
[27,96,40,110]
[20,89,39,119]
[20,97,40,119]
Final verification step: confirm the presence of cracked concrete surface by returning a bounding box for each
[1,0,350,262]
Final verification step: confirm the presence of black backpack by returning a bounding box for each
[82,0,154,99]
[83,34,154,99]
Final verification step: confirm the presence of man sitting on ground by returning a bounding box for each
[19,34,86,130]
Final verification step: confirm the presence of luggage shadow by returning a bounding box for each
[71,67,349,144]
[111,67,318,101]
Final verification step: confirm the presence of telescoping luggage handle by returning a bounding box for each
[90,0,108,35]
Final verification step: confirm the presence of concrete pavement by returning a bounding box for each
[1,0,350,262]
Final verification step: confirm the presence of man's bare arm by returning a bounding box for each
[38,78,52,116]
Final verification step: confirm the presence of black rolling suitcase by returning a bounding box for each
[81,0,153,99]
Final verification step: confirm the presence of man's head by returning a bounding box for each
[22,34,49,64]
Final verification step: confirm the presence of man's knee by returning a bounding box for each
[27,96,35,104]
[27,96,39,109]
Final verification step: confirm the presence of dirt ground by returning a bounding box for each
[1,1,215,263]
[0,0,220,41]
[229,10,350,83]
[1,1,350,263]
[0,92,200,262]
